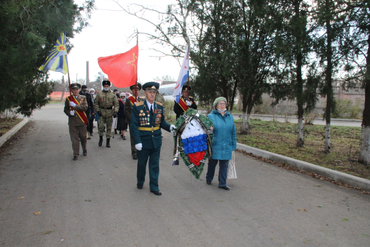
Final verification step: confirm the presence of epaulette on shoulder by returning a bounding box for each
[155,101,163,106]
[136,101,144,106]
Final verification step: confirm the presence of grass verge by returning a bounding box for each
[236,119,370,180]
[0,118,23,137]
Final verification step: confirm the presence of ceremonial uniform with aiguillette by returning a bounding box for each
[173,85,197,119]
[131,82,175,195]
[63,83,88,160]
[125,83,143,159]
[93,80,119,147]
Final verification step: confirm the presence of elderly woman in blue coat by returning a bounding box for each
[206,97,237,190]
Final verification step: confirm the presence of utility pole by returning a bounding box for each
[86,61,89,85]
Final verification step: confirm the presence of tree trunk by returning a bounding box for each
[229,79,238,113]
[295,0,304,148]
[325,123,331,152]
[241,93,253,134]
[241,111,247,133]
[246,113,251,133]
[324,0,332,153]
[297,116,304,147]
[359,33,370,165]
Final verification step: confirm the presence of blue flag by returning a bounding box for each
[39,33,69,74]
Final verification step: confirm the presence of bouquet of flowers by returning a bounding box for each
[173,108,213,179]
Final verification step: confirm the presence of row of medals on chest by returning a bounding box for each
[139,109,162,125]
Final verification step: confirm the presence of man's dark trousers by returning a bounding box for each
[137,146,161,192]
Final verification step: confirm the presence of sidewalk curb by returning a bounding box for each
[0,118,29,148]
[237,143,370,191]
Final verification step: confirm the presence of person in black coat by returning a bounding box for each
[79,85,95,139]
[117,93,127,140]
[173,85,197,119]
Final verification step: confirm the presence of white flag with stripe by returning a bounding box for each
[173,46,190,103]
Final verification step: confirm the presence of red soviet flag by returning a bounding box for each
[98,44,138,88]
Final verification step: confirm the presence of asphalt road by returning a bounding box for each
[0,103,369,247]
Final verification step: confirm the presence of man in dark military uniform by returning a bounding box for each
[79,85,95,139]
[124,83,143,160]
[131,82,175,196]
[173,85,197,119]
[93,80,119,148]
[63,83,88,160]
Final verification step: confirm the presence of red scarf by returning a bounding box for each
[178,97,189,112]
[128,96,138,105]
[67,96,88,125]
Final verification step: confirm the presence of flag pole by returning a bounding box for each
[187,45,190,90]
[68,72,71,96]
[136,29,139,89]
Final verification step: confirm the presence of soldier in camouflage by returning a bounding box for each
[93,80,119,148]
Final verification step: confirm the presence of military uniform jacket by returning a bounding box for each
[64,95,88,126]
[131,100,171,149]
[94,90,119,117]
[174,96,197,118]
[124,96,144,124]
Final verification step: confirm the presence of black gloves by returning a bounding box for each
[113,112,117,118]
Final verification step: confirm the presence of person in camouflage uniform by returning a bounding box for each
[94,80,119,148]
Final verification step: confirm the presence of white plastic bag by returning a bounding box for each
[227,151,237,179]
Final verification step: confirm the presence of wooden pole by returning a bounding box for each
[136,30,139,88]
[61,76,65,101]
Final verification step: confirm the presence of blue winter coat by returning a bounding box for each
[208,110,237,160]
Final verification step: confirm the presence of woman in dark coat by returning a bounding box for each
[117,93,127,140]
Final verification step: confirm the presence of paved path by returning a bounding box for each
[0,104,369,247]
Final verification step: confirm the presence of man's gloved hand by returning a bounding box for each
[70,110,75,116]
[113,112,117,118]
[97,111,102,117]
[170,125,176,132]
[186,100,192,106]
[135,143,142,151]
[69,102,77,107]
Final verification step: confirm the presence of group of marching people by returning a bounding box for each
[64,80,236,195]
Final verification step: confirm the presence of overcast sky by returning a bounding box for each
[48,0,181,86]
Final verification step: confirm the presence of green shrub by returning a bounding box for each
[332,98,363,119]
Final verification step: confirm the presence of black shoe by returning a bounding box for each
[206,180,212,185]
[73,156,78,160]
[133,154,137,160]
[150,190,162,196]
[137,184,143,189]
[87,137,91,140]
[122,136,126,140]
[218,186,230,191]
[83,150,87,156]
[90,132,93,136]
[98,136,103,147]
[106,138,110,148]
